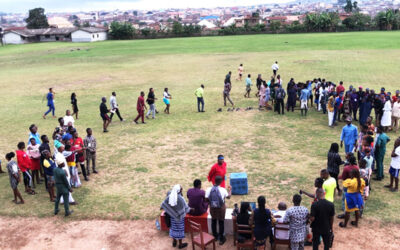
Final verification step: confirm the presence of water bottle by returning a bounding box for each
[155,220,161,230]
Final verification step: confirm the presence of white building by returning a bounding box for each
[71,27,108,42]
[197,19,216,29]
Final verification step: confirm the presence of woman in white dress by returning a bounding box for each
[381,96,392,132]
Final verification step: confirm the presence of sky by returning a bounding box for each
[0,0,294,13]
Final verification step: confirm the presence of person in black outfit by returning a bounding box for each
[225,71,231,84]
[256,74,263,97]
[99,97,110,132]
[275,85,286,115]
[310,189,335,250]
[251,196,274,249]
[236,202,252,241]
[327,143,344,195]
[39,135,50,187]
[71,93,79,120]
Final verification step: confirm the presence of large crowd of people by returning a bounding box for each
[1,60,400,249]
[160,62,400,249]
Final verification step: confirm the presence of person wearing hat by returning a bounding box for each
[207,155,227,188]
[340,116,358,153]
[54,154,73,216]
[100,97,111,132]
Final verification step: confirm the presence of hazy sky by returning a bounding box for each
[0,0,293,13]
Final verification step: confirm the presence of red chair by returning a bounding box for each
[188,220,216,250]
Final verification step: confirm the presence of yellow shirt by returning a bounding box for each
[343,178,365,194]
[195,87,204,98]
[327,96,335,112]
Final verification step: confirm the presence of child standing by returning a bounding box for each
[5,152,24,204]
[27,138,41,187]
[84,128,97,175]
[16,142,35,195]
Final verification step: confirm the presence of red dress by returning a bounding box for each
[207,162,227,188]
[16,150,32,172]
[71,137,84,162]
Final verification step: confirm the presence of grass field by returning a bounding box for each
[0,31,400,223]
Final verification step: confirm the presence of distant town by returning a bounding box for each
[1,0,399,31]
[1,0,400,44]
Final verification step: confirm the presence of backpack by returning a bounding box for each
[276,89,285,100]
[209,186,224,208]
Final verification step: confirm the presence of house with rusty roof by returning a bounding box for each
[2,27,108,45]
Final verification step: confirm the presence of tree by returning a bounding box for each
[73,20,80,27]
[172,21,183,35]
[25,8,49,29]
[344,0,353,13]
[343,13,371,30]
[83,22,90,27]
[133,11,138,16]
[269,21,281,33]
[109,21,135,39]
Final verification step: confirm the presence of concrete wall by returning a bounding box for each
[71,30,107,42]
[3,32,26,44]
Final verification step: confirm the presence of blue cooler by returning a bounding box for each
[230,172,248,195]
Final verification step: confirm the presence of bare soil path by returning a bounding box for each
[0,217,399,250]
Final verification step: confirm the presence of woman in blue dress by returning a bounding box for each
[250,196,275,249]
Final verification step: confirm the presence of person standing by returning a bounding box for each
[271,61,279,77]
[223,79,234,107]
[259,82,267,108]
[283,194,309,250]
[385,138,400,192]
[205,176,231,245]
[350,89,359,121]
[134,91,147,124]
[287,84,297,112]
[236,64,244,81]
[187,179,208,216]
[5,152,24,204]
[392,98,400,133]
[161,184,192,249]
[340,117,358,153]
[327,143,344,195]
[84,128,97,175]
[336,81,345,95]
[16,142,35,195]
[27,138,41,187]
[256,74,263,97]
[163,88,172,114]
[63,110,75,128]
[71,93,79,120]
[195,85,205,112]
[28,124,41,145]
[109,92,124,122]
[244,74,252,98]
[381,96,392,132]
[321,169,337,203]
[374,126,390,181]
[42,150,56,202]
[207,155,227,188]
[71,131,88,181]
[146,88,157,119]
[225,71,232,85]
[327,93,335,127]
[43,88,55,119]
[100,97,111,132]
[275,84,286,115]
[54,156,73,217]
[310,189,335,250]
[300,85,310,116]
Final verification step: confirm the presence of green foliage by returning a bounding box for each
[343,13,371,30]
[374,9,400,30]
[25,7,49,29]
[285,21,306,33]
[269,21,281,33]
[172,21,183,35]
[304,12,340,32]
[73,20,80,27]
[109,21,135,40]
[344,0,359,13]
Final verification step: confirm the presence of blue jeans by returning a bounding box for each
[197,97,204,112]
[345,144,354,153]
[44,104,55,116]
[146,104,156,118]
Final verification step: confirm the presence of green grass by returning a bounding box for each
[0,31,400,222]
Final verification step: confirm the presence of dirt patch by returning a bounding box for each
[0,216,398,250]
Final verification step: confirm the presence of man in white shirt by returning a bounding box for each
[205,176,231,245]
[63,110,75,127]
[272,61,279,77]
[385,138,400,192]
[109,92,124,122]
